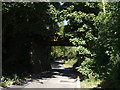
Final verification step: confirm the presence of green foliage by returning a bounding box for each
[80,78,101,88]
[64,59,77,67]
[53,1,99,75]
[77,57,99,80]
[2,2,120,88]
[74,46,91,55]
[0,73,33,87]
[51,2,120,88]
[51,46,77,62]
[2,2,58,39]
[0,77,13,87]
[91,2,119,88]
[12,74,19,81]
[2,2,59,77]
[0,74,19,87]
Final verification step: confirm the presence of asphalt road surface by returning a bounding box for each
[9,61,80,89]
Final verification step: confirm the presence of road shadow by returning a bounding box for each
[52,67,78,79]
[11,61,78,87]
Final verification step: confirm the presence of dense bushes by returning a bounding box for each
[50,2,120,88]
[77,2,120,88]
[2,2,58,77]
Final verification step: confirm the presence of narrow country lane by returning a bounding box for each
[10,61,81,89]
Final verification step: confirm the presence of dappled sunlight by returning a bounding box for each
[2,2,120,89]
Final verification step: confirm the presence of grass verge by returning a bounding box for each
[64,59,77,67]
[80,78,102,88]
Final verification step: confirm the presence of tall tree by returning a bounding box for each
[2,2,59,76]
